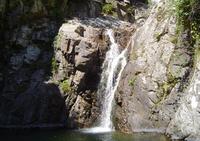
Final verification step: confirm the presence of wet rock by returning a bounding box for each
[53,20,107,127]
[14,26,32,47]
[114,0,189,133]
[69,95,91,127]
[52,19,133,127]
[24,46,41,64]
[114,0,197,139]
[10,54,24,70]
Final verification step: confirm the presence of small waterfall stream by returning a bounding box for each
[83,29,128,133]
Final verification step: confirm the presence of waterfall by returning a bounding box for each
[98,29,127,129]
[82,29,128,133]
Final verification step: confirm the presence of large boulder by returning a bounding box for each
[52,19,133,128]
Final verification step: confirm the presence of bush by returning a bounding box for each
[60,80,71,93]
[102,3,114,15]
[51,57,58,73]
[175,0,200,42]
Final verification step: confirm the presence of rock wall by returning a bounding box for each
[52,20,108,128]
[51,18,133,128]
[0,0,104,128]
[167,58,200,140]
[114,0,195,138]
[0,19,65,127]
[0,5,133,127]
[1,0,200,140]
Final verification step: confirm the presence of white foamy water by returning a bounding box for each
[83,29,127,133]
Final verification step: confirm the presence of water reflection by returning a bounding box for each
[0,130,171,141]
[95,133,113,141]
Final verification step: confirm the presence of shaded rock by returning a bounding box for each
[166,69,200,139]
[24,46,41,64]
[75,26,86,37]
[52,19,133,128]
[69,95,91,127]
[10,54,24,70]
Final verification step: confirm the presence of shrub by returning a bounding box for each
[53,33,62,48]
[102,3,114,15]
[175,0,200,43]
[51,57,58,73]
[60,80,71,93]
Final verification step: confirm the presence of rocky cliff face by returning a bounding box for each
[1,0,200,140]
[51,18,133,128]
[51,20,108,128]
[0,0,104,128]
[114,0,200,140]
[0,0,133,127]
[115,0,179,132]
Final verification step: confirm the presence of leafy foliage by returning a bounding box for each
[102,3,114,15]
[175,0,200,43]
[60,80,71,93]
[51,57,58,73]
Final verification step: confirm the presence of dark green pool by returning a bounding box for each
[0,129,172,141]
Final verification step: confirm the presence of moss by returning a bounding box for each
[51,57,58,73]
[53,33,62,48]
[60,79,71,93]
[128,77,136,87]
[102,3,115,15]
[128,72,141,89]
[154,31,168,42]
[126,5,135,15]
[194,43,200,66]
[169,36,178,44]
[175,0,200,44]
[155,73,178,105]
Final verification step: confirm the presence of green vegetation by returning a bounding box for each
[169,35,178,44]
[154,31,167,42]
[60,79,71,93]
[128,72,141,88]
[2,0,68,24]
[53,33,62,48]
[154,73,179,105]
[126,5,135,15]
[128,77,136,87]
[51,57,58,73]
[175,0,200,44]
[102,3,115,15]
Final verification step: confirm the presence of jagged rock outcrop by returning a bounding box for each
[52,20,108,128]
[1,0,200,140]
[114,0,196,139]
[0,12,133,128]
[52,18,133,128]
[0,19,66,127]
[0,0,105,128]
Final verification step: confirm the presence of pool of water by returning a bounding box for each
[0,129,172,141]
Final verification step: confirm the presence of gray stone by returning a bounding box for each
[10,54,24,70]
[15,26,32,47]
[114,0,180,133]
[24,46,41,64]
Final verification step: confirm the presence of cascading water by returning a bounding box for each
[83,29,128,133]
